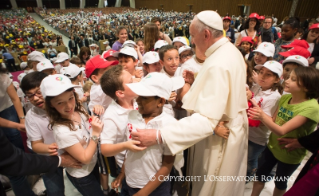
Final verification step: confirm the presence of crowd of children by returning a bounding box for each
[1,7,319,196]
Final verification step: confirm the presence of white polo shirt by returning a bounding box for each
[100,100,138,167]
[25,106,56,153]
[178,55,203,76]
[88,83,113,114]
[125,110,175,189]
[249,84,281,146]
[53,113,97,178]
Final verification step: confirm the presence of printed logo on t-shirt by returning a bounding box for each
[127,123,137,139]
[276,106,293,125]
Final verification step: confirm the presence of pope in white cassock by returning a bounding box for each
[132,10,248,196]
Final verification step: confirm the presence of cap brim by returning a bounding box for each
[46,84,81,97]
[281,45,293,49]
[55,58,68,63]
[253,49,272,57]
[126,82,156,97]
[254,64,263,70]
[278,51,291,57]
[282,59,308,67]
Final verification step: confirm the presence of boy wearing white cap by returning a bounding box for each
[103,41,111,51]
[90,44,99,57]
[28,51,47,71]
[99,65,144,196]
[55,52,70,67]
[142,51,162,75]
[154,40,168,52]
[114,47,142,81]
[178,46,193,65]
[247,60,282,180]
[36,60,57,75]
[282,55,308,80]
[172,36,187,50]
[117,72,185,196]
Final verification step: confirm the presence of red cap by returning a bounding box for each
[85,55,119,78]
[279,47,311,59]
[240,36,254,45]
[258,16,265,20]
[281,39,309,50]
[223,16,231,21]
[102,49,118,59]
[309,23,319,30]
[249,13,260,19]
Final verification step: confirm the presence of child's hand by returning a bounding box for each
[214,122,230,139]
[48,143,58,156]
[247,99,264,121]
[135,69,143,78]
[111,172,124,191]
[90,116,103,135]
[93,105,104,116]
[125,140,147,152]
[183,70,195,85]
[84,91,90,97]
[246,87,252,100]
[168,92,177,102]
[252,70,258,83]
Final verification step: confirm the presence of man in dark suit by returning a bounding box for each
[68,35,78,57]
[0,118,81,196]
[77,35,89,49]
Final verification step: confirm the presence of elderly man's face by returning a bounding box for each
[190,21,205,55]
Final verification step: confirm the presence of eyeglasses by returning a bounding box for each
[181,53,193,59]
[25,89,42,100]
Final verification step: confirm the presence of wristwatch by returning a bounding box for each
[19,116,25,119]
[91,135,100,143]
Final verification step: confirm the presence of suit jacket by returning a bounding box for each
[78,38,89,48]
[68,40,77,51]
[0,130,59,176]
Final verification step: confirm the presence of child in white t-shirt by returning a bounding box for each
[20,72,65,195]
[246,61,283,180]
[119,72,185,195]
[100,65,145,195]
[41,74,104,196]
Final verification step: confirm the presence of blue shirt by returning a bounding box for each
[2,52,14,60]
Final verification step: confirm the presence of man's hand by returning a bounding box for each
[60,152,82,168]
[183,70,195,85]
[131,129,157,147]
[214,121,230,139]
[277,138,303,152]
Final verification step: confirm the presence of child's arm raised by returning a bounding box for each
[101,141,146,157]
[248,99,308,136]
[134,155,175,196]
[64,116,103,164]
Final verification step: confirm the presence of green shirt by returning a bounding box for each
[268,94,319,164]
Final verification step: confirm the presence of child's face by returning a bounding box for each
[284,70,304,94]
[50,90,75,119]
[283,63,299,80]
[308,29,319,41]
[180,50,193,64]
[92,68,108,84]
[82,52,89,60]
[173,42,185,50]
[161,49,179,76]
[25,87,45,109]
[119,56,137,75]
[61,59,70,67]
[121,70,136,98]
[281,24,296,41]
[42,68,57,75]
[257,67,279,90]
[118,29,127,43]
[144,62,162,73]
[136,96,163,115]
[241,42,251,53]
[254,52,267,65]
[137,41,144,53]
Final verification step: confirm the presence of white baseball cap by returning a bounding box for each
[89,43,98,47]
[282,55,308,67]
[20,62,28,70]
[253,42,275,57]
[64,63,82,78]
[55,52,69,63]
[40,74,81,98]
[103,41,109,45]
[36,60,54,72]
[172,37,187,46]
[122,40,136,48]
[114,46,138,59]
[178,46,192,54]
[143,52,160,64]
[18,73,27,82]
[60,67,68,75]
[12,81,19,89]
[126,72,185,100]
[28,51,47,62]
[154,40,168,50]
[196,11,223,31]
[255,60,283,77]
[50,57,57,63]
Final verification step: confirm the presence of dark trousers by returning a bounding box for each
[5,59,16,72]
[70,48,78,57]
[127,180,171,196]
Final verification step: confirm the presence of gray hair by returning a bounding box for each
[192,16,223,38]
